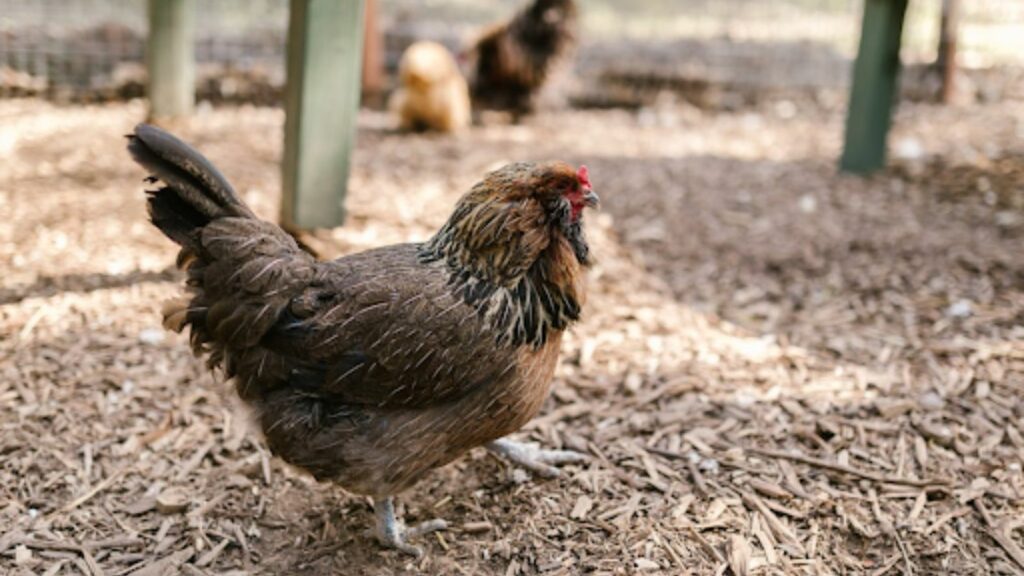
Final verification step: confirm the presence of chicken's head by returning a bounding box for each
[421,161,598,286]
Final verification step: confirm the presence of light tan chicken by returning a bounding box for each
[390,41,471,133]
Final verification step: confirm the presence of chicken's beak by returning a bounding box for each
[583,188,600,209]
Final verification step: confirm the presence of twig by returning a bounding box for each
[41,559,68,576]
[653,528,685,569]
[893,529,914,576]
[972,499,1024,571]
[52,467,129,516]
[195,538,231,567]
[17,305,49,341]
[685,525,724,563]
[14,538,135,576]
[869,556,901,576]
[740,491,804,554]
[16,537,144,552]
[685,458,709,496]
[187,493,228,519]
[230,522,251,568]
[923,506,971,535]
[81,546,104,576]
[643,445,710,495]
[589,441,644,490]
[744,447,950,488]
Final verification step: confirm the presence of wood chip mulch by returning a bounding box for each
[1,98,1023,575]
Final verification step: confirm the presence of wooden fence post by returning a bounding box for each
[362,0,385,106]
[840,0,908,174]
[937,0,961,104]
[281,0,366,230]
[146,0,195,119]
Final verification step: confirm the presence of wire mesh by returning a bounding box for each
[0,0,1021,104]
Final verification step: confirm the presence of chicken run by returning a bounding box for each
[4,11,1024,576]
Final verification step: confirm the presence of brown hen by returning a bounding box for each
[467,0,577,119]
[127,124,598,556]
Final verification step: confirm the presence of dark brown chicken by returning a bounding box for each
[127,124,598,556]
[466,0,577,118]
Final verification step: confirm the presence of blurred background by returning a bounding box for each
[3,0,1024,106]
[3,1,1024,575]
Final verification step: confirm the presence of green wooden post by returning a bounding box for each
[146,0,195,119]
[840,0,908,174]
[282,0,366,230]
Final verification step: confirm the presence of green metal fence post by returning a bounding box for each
[281,0,366,230]
[146,0,196,119]
[840,0,908,174]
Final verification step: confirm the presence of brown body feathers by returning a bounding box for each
[467,0,577,117]
[128,125,594,497]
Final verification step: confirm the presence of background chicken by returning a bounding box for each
[389,40,471,133]
[466,0,577,119]
[127,124,598,556]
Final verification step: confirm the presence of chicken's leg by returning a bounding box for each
[373,497,447,557]
[487,438,586,479]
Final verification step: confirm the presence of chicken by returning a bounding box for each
[389,41,471,133]
[126,124,599,556]
[466,0,577,119]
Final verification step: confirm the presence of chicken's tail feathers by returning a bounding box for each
[127,123,255,250]
[128,124,317,397]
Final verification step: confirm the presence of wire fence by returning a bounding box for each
[1,0,1022,105]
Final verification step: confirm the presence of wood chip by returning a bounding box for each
[14,544,32,565]
[54,467,128,516]
[128,548,193,576]
[5,95,1023,576]
[973,500,1024,572]
[155,488,189,515]
[741,491,804,555]
[570,495,594,520]
[745,446,948,488]
[727,535,752,576]
[462,521,493,534]
[634,558,660,571]
[195,538,231,568]
[748,477,792,501]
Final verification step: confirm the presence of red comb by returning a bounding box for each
[577,165,591,188]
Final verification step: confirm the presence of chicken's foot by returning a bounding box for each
[373,497,447,557]
[487,438,586,479]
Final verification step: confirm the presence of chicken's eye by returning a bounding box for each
[561,184,581,201]
[565,193,585,221]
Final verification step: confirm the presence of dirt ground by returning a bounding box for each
[1,97,1023,575]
